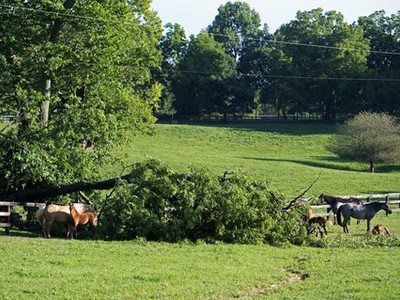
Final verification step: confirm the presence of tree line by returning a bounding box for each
[156,2,400,120]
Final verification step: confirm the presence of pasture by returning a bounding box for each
[119,121,400,197]
[2,120,400,299]
[1,224,400,299]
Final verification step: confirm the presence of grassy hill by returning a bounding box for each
[2,120,400,299]
[117,120,400,197]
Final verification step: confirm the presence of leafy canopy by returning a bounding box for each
[328,112,400,172]
[0,0,163,192]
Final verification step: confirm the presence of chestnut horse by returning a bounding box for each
[303,207,330,237]
[68,203,98,239]
[40,203,93,238]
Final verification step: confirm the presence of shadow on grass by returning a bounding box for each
[240,156,362,172]
[241,156,400,174]
[0,229,40,238]
[178,119,338,135]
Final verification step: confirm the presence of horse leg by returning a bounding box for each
[343,217,349,233]
[366,219,371,232]
[322,224,327,236]
[43,220,52,238]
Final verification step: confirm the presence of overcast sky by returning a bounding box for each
[151,0,399,36]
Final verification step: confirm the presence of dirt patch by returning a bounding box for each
[247,268,310,297]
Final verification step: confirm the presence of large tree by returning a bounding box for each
[156,22,188,118]
[275,9,370,119]
[207,1,265,60]
[328,112,400,172]
[0,0,162,194]
[173,31,237,117]
[357,11,400,114]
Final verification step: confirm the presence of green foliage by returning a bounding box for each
[328,112,400,172]
[207,1,265,59]
[100,159,307,244]
[275,8,370,119]
[173,31,238,116]
[0,1,162,192]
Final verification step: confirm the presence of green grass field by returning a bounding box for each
[118,121,400,197]
[1,224,400,299]
[2,120,400,299]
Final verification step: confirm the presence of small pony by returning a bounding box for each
[372,224,391,236]
[68,203,98,239]
[303,207,330,237]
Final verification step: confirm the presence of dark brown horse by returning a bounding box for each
[68,203,98,239]
[318,194,362,225]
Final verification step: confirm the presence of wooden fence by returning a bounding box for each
[0,202,45,235]
[1,193,400,234]
[310,193,400,217]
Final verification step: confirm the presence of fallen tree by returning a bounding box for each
[0,173,133,202]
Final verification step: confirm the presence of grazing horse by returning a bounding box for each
[337,201,392,233]
[302,207,330,237]
[318,194,361,225]
[40,203,93,238]
[68,203,98,239]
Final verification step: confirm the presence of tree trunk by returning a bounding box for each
[0,174,133,203]
[370,160,375,173]
[41,78,51,124]
[41,0,77,124]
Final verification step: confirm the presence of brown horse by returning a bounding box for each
[41,203,93,238]
[303,207,330,237]
[68,203,98,239]
[372,224,391,236]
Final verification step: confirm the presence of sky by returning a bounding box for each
[151,0,399,36]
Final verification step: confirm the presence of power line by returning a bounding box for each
[2,3,400,57]
[210,33,400,57]
[1,3,399,83]
[0,3,119,24]
[178,69,400,82]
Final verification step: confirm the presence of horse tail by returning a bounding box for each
[337,205,343,226]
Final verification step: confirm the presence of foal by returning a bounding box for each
[303,207,330,237]
[68,203,98,239]
[372,224,391,236]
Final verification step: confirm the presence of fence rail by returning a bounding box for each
[310,193,400,216]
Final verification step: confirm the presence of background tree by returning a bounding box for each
[173,32,236,117]
[275,9,370,119]
[156,22,188,119]
[328,112,400,172]
[207,1,264,60]
[357,11,400,114]
[0,0,162,194]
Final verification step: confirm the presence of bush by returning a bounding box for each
[100,159,307,244]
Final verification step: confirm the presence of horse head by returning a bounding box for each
[382,202,392,216]
[317,194,325,205]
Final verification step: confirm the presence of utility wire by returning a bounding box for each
[177,70,400,82]
[1,4,399,83]
[210,33,400,56]
[2,3,400,57]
